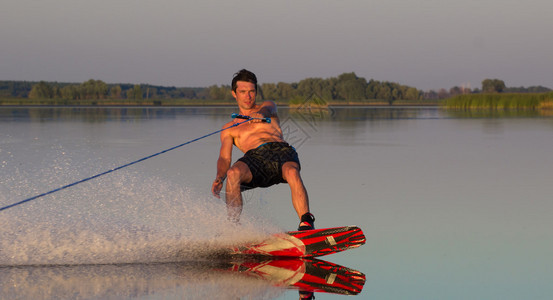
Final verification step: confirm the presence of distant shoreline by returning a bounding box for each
[0,98,439,107]
[2,93,552,110]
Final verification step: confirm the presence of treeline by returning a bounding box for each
[201,72,424,104]
[2,75,550,105]
[1,73,424,104]
[480,78,551,94]
[425,78,551,100]
[260,72,422,104]
[0,80,206,100]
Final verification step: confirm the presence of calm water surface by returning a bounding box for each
[1,106,552,299]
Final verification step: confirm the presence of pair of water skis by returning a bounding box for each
[223,225,367,296]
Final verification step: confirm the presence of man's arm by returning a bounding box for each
[211,127,233,198]
[251,101,277,120]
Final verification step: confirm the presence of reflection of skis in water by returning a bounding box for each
[223,258,366,296]
[0,259,365,299]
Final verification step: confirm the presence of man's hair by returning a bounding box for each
[232,69,257,92]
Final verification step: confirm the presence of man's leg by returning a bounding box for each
[225,161,252,223]
[282,161,311,219]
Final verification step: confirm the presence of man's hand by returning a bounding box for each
[212,177,224,198]
[249,112,266,123]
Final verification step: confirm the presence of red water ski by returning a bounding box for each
[230,226,365,258]
[225,258,366,295]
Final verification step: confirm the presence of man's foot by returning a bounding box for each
[298,212,315,231]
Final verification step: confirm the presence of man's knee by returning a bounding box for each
[227,162,251,184]
[226,166,241,183]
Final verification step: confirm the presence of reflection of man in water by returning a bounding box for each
[299,290,315,299]
[211,69,315,230]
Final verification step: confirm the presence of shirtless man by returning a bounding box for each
[211,69,315,231]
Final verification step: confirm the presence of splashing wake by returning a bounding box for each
[0,171,280,266]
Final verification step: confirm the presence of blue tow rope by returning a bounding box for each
[0,114,262,212]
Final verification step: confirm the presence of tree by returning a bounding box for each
[482,79,506,93]
[126,85,143,100]
[76,79,109,99]
[260,83,277,100]
[297,78,321,98]
[365,79,379,99]
[52,86,61,99]
[335,72,367,101]
[110,85,122,99]
[133,85,143,100]
[437,88,449,99]
[321,77,337,100]
[405,87,420,101]
[376,84,392,101]
[207,85,230,100]
[29,81,53,99]
[61,85,78,99]
[276,82,294,100]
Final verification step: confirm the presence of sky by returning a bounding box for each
[1,0,552,91]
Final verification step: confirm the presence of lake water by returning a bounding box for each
[1,106,552,299]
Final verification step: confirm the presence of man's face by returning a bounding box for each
[232,81,257,110]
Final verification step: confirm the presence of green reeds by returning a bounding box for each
[444,92,553,110]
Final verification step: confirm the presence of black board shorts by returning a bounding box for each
[238,142,300,191]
